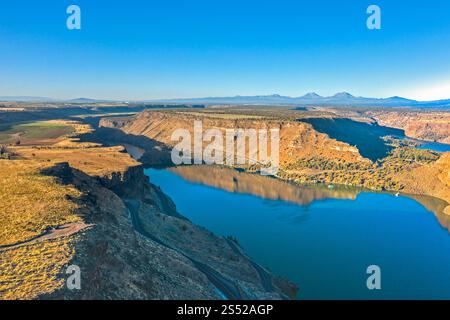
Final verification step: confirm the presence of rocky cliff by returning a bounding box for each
[45,161,295,299]
[99,110,367,169]
[367,110,450,144]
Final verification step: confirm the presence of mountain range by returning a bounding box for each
[151,92,450,107]
[0,96,115,103]
[1,93,450,107]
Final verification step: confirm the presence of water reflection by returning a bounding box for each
[147,165,450,299]
[168,165,360,206]
[168,165,450,233]
[408,194,450,232]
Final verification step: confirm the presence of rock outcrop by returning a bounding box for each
[45,160,295,299]
[367,111,450,144]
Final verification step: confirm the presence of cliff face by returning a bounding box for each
[98,163,147,198]
[100,110,368,168]
[396,153,450,216]
[41,163,214,299]
[46,161,294,300]
[367,111,450,144]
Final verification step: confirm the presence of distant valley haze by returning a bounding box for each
[1,92,450,108]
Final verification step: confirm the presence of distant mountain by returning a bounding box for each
[149,92,438,107]
[0,96,55,102]
[0,96,119,104]
[300,92,322,99]
[332,92,354,99]
[66,98,116,104]
[1,93,449,108]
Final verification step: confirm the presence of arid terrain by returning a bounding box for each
[0,110,295,300]
[1,103,449,300]
[367,110,450,144]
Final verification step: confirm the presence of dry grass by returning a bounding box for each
[0,119,139,300]
[15,146,139,177]
[8,118,139,177]
[175,111,266,119]
[52,120,99,148]
[0,238,76,300]
[0,161,82,246]
[0,159,83,300]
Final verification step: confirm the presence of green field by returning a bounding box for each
[0,121,74,145]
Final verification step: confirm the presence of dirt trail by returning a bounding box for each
[0,222,93,252]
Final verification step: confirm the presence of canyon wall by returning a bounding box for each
[99,110,368,168]
[100,110,450,217]
[368,111,450,144]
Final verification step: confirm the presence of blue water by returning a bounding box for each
[145,167,450,299]
[417,142,450,152]
[391,134,450,152]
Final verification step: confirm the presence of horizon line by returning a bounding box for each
[1,92,450,103]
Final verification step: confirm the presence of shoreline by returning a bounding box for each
[110,130,450,218]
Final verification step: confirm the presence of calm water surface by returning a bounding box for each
[145,166,450,299]
[417,142,450,152]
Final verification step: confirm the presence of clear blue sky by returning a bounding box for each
[1,0,450,100]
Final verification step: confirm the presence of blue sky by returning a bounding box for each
[1,0,450,100]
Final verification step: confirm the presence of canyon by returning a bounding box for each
[1,105,449,300]
[0,118,295,300]
[99,109,450,216]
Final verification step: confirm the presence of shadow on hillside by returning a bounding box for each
[298,117,405,161]
[78,124,174,167]
[39,163,99,220]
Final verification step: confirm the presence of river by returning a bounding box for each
[145,165,450,300]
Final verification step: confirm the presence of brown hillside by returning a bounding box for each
[100,110,367,168]
[368,111,450,144]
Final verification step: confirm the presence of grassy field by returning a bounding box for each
[0,161,82,246]
[16,145,139,177]
[0,160,83,300]
[0,121,74,146]
[0,238,76,300]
